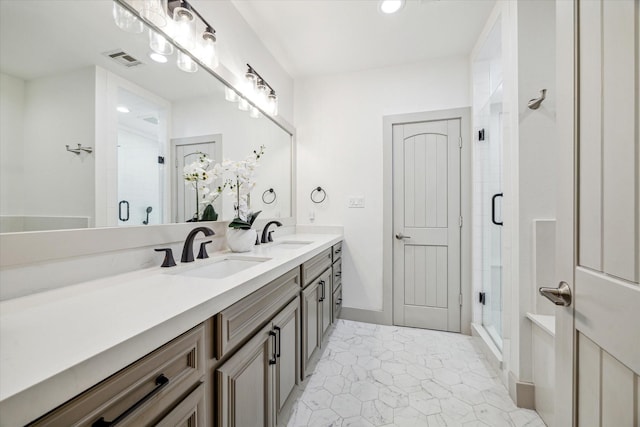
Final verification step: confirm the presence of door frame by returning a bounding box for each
[382,108,472,333]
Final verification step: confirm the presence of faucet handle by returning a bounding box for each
[268,230,275,242]
[255,231,261,246]
[155,248,177,267]
[197,240,213,259]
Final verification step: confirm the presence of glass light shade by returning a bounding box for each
[113,2,143,33]
[177,50,198,73]
[225,86,239,102]
[238,97,250,111]
[199,33,219,69]
[249,106,262,119]
[140,0,167,27]
[268,92,278,116]
[244,71,257,99]
[256,82,269,109]
[173,6,196,49]
[149,30,174,55]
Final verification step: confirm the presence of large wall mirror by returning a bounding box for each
[0,0,293,234]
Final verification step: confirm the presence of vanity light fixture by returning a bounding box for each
[224,86,239,102]
[113,2,144,33]
[149,29,174,55]
[199,27,219,69]
[379,0,405,14]
[249,106,262,119]
[239,64,279,117]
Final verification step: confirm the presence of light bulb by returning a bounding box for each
[225,86,239,102]
[379,0,405,14]
[177,51,198,73]
[173,6,196,49]
[149,52,168,63]
[244,70,257,99]
[113,2,143,33]
[256,80,269,109]
[149,29,174,55]
[198,30,219,69]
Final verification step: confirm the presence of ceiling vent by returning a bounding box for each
[103,50,142,68]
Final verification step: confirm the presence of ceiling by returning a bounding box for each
[231,0,496,78]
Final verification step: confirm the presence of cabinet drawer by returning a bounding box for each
[332,259,342,291]
[333,285,343,324]
[155,383,205,427]
[332,242,342,263]
[301,249,332,287]
[216,268,300,360]
[30,325,205,427]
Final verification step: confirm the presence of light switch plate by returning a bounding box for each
[348,197,365,208]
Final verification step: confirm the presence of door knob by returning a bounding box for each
[539,281,572,306]
[395,233,412,240]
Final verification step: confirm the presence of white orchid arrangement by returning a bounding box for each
[183,152,224,222]
[182,146,266,227]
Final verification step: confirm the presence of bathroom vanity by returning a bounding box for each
[0,234,343,427]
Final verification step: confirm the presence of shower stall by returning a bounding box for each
[472,18,504,350]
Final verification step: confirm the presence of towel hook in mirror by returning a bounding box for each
[527,89,547,110]
[310,186,327,204]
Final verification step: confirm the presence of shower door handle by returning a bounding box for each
[491,193,503,226]
[119,200,130,222]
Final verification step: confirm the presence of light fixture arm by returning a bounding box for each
[167,0,216,36]
[246,63,276,96]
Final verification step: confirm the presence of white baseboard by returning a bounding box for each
[340,307,391,325]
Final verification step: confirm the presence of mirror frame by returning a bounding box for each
[0,0,296,268]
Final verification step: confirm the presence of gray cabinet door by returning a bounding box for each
[271,298,300,417]
[301,280,320,378]
[319,270,332,338]
[216,323,275,427]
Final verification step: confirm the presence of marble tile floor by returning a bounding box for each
[287,320,545,427]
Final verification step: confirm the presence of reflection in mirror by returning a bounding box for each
[0,0,292,233]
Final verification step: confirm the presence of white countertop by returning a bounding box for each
[0,233,341,426]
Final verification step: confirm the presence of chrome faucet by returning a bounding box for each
[181,226,215,263]
[261,221,282,244]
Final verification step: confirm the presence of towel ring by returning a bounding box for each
[262,188,277,204]
[310,186,327,204]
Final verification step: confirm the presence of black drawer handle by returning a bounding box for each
[92,374,169,426]
[491,193,503,226]
[335,272,342,278]
[319,280,325,302]
[274,326,281,358]
[269,331,277,365]
[334,248,341,254]
[335,298,342,306]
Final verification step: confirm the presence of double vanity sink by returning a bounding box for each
[173,241,313,279]
[0,233,341,426]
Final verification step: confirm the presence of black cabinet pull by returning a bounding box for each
[268,331,277,365]
[319,280,325,302]
[491,193,503,226]
[118,200,129,222]
[91,374,169,426]
[274,326,281,358]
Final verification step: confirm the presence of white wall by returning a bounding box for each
[514,0,557,383]
[192,0,294,124]
[0,73,25,217]
[295,56,470,313]
[22,67,96,221]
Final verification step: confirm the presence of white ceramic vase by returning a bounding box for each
[226,228,257,253]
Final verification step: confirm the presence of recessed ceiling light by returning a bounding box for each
[149,52,168,63]
[116,105,130,113]
[379,0,405,14]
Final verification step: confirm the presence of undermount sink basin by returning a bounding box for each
[175,256,271,279]
[269,241,313,250]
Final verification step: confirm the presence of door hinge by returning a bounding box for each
[459,294,463,306]
[458,216,463,227]
[458,137,462,148]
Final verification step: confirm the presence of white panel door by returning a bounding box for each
[555,1,640,426]
[393,119,461,332]
[174,139,220,222]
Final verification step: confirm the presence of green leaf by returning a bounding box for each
[248,210,261,226]
[228,218,252,230]
[201,204,218,221]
